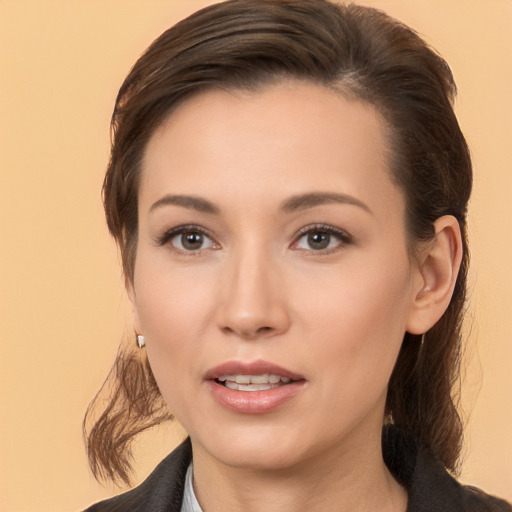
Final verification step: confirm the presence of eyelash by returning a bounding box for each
[156,224,218,255]
[292,224,353,254]
[156,223,353,255]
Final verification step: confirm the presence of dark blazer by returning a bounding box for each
[85,426,511,512]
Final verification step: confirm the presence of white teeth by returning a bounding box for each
[250,374,270,384]
[224,381,279,391]
[218,374,293,389]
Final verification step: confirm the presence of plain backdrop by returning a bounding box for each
[1,1,511,510]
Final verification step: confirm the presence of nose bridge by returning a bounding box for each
[218,237,289,339]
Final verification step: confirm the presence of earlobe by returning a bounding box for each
[406,215,463,335]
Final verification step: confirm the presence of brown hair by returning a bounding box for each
[84,0,472,485]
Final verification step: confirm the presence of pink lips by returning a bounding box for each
[205,360,305,415]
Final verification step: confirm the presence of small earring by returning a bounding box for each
[137,335,145,348]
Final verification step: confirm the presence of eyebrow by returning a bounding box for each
[149,191,372,216]
[281,192,372,214]
[149,194,220,214]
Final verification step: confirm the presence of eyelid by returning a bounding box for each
[155,224,220,250]
[291,223,353,252]
[155,223,352,254]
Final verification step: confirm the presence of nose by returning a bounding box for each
[216,245,291,340]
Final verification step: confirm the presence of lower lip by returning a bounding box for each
[206,380,305,414]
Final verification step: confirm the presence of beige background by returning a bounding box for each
[1,1,511,510]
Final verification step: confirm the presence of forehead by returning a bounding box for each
[140,81,402,219]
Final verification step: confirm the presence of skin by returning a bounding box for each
[129,82,462,512]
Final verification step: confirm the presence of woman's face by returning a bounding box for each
[130,82,424,471]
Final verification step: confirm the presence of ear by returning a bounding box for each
[126,279,143,335]
[406,215,463,335]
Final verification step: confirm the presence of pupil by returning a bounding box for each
[182,232,203,250]
[308,232,330,250]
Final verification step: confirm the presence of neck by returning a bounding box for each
[191,426,407,512]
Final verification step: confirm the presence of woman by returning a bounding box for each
[83,1,511,510]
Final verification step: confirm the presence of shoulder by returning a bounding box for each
[83,438,192,512]
[410,443,511,511]
[461,485,512,512]
[383,426,512,512]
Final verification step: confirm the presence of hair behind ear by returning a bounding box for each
[386,217,467,473]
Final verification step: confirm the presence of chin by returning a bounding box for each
[193,421,309,470]
[192,419,341,474]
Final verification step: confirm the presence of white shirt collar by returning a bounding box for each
[180,462,203,512]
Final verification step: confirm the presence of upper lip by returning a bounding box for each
[204,360,304,381]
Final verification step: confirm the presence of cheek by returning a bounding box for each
[132,260,217,400]
[134,253,216,335]
[137,292,201,416]
[297,251,413,388]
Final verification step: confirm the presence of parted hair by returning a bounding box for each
[84,0,472,485]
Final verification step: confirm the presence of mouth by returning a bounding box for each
[205,359,304,387]
[216,374,293,392]
[205,360,305,413]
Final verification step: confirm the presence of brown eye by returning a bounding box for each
[171,230,212,251]
[182,232,204,250]
[307,231,331,250]
[293,225,351,253]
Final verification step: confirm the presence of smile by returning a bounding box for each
[217,374,292,391]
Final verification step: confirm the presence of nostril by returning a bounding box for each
[216,296,291,339]
[220,324,274,339]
